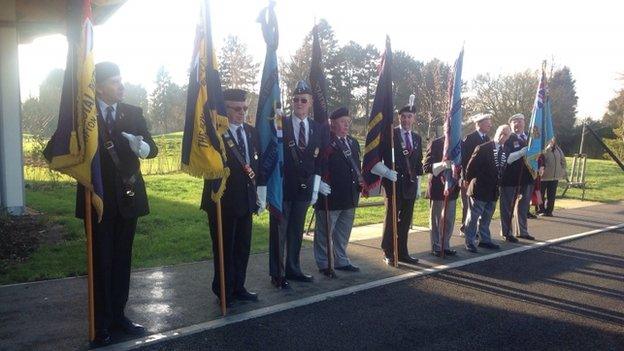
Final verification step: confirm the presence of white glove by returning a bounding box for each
[507,146,527,164]
[256,186,267,214]
[319,181,331,195]
[122,132,150,159]
[310,175,321,205]
[371,161,398,182]
[432,160,452,177]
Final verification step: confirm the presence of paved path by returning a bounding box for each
[0,202,622,350]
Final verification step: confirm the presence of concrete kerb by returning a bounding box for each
[98,222,624,351]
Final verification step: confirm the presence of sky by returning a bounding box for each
[17,0,624,120]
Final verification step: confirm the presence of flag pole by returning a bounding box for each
[84,190,95,341]
[216,200,227,315]
[439,190,451,259]
[324,197,336,277]
[390,129,398,268]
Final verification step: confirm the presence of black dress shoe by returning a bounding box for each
[285,273,314,282]
[113,317,146,336]
[335,264,360,272]
[517,234,535,240]
[465,243,478,253]
[271,276,291,290]
[235,289,258,301]
[319,268,338,277]
[431,250,442,257]
[91,329,112,347]
[504,235,519,243]
[478,242,500,249]
[444,249,457,256]
[398,255,419,264]
[383,256,395,266]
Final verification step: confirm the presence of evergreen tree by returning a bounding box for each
[218,35,259,92]
[549,66,579,152]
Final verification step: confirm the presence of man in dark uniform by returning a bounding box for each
[423,136,459,256]
[463,124,511,253]
[314,107,362,276]
[75,62,158,346]
[269,80,327,289]
[201,88,260,306]
[459,113,492,236]
[499,113,533,241]
[376,104,423,265]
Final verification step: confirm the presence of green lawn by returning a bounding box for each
[2,155,622,285]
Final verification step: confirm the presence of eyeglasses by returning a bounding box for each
[226,105,248,112]
[292,97,308,104]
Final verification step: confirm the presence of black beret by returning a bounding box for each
[330,107,349,120]
[223,88,247,102]
[398,105,416,114]
[95,61,120,84]
[293,80,312,95]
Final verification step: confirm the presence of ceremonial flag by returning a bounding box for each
[44,0,103,221]
[256,3,284,218]
[362,36,394,191]
[442,47,464,195]
[309,24,330,144]
[181,0,230,202]
[525,63,555,178]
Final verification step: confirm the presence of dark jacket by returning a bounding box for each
[316,134,362,211]
[501,133,533,186]
[76,102,158,220]
[282,116,323,202]
[201,123,260,217]
[422,136,460,201]
[382,127,423,200]
[465,141,506,202]
[461,130,489,180]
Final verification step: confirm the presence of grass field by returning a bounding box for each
[2,136,623,284]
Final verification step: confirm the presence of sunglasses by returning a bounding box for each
[226,105,248,112]
[292,97,308,104]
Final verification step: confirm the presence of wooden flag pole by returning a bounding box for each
[324,197,335,277]
[84,190,95,341]
[390,129,399,268]
[216,200,227,315]
[439,190,451,259]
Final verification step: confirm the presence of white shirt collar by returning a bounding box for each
[97,99,118,119]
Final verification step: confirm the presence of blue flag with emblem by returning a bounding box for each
[525,63,554,179]
[442,47,464,195]
[256,3,284,219]
[362,36,394,193]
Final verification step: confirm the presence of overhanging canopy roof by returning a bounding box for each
[15,0,126,43]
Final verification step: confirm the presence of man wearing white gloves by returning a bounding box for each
[500,113,535,241]
[376,104,423,265]
[314,108,362,277]
[72,62,158,346]
[269,80,324,289]
[201,89,261,305]
[423,136,459,257]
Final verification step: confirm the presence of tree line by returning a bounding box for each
[21,19,623,159]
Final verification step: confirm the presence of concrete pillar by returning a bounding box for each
[0,0,26,215]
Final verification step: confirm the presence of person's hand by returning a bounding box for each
[371,161,398,182]
[256,186,267,214]
[121,132,149,158]
[319,181,331,196]
[538,167,545,177]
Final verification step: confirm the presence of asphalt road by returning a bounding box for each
[138,230,624,351]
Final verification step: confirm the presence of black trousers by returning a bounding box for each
[382,195,416,258]
[92,215,137,331]
[540,180,558,215]
[269,201,309,278]
[207,208,252,299]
